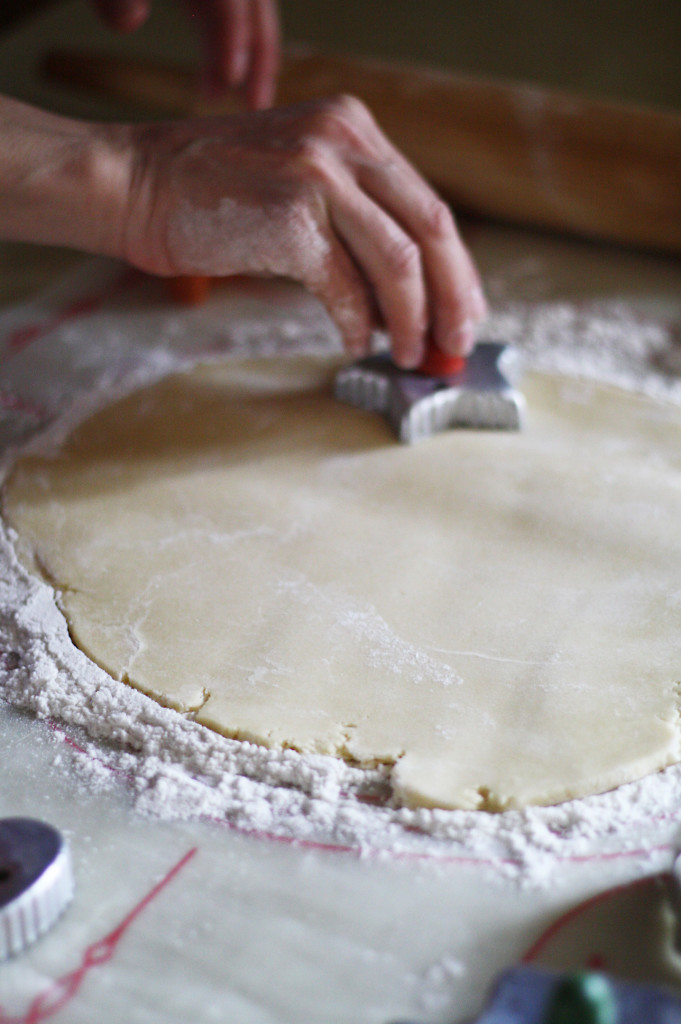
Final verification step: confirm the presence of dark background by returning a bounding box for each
[2,0,680,110]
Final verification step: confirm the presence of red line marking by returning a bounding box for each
[0,267,143,427]
[521,874,660,964]
[46,722,133,782]
[0,847,197,1024]
[44,720,681,869]
[1,268,139,364]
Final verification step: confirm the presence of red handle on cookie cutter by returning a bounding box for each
[416,343,467,377]
[167,275,468,376]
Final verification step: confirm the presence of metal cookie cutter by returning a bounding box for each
[0,818,74,960]
[334,341,525,444]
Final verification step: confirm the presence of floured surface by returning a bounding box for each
[5,353,681,811]
[1,4,681,1020]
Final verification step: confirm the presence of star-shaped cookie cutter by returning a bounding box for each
[334,341,525,443]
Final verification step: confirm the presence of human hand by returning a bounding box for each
[91,0,280,109]
[122,97,487,367]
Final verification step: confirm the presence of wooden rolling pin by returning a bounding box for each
[43,47,681,255]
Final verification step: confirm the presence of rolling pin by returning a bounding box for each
[43,47,681,256]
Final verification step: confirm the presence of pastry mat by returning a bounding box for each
[1,2,681,1018]
[1,247,681,1024]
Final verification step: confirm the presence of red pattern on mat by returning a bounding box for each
[47,721,679,868]
[0,847,197,1024]
[0,267,142,426]
[1,269,139,364]
[521,874,657,965]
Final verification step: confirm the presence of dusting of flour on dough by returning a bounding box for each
[2,261,681,883]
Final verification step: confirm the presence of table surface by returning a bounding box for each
[2,5,681,1024]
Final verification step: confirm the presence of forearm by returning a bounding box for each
[0,95,132,258]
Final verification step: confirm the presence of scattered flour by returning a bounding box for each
[417,956,467,1015]
[486,300,681,405]
[2,258,681,883]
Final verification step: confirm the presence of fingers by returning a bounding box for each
[245,0,280,110]
[91,0,150,32]
[359,155,486,360]
[183,0,280,107]
[180,0,246,96]
[300,96,486,367]
[222,0,252,90]
[330,185,429,368]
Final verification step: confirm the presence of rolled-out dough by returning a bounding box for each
[4,356,681,810]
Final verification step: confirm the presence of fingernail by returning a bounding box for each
[452,320,476,356]
[395,347,422,370]
[347,339,367,359]
[471,284,488,321]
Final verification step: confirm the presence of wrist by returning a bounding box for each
[0,97,134,260]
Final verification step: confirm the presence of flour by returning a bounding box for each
[2,258,681,883]
[168,195,332,280]
[167,188,375,349]
[486,300,681,405]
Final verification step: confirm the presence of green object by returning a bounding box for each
[544,971,618,1024]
